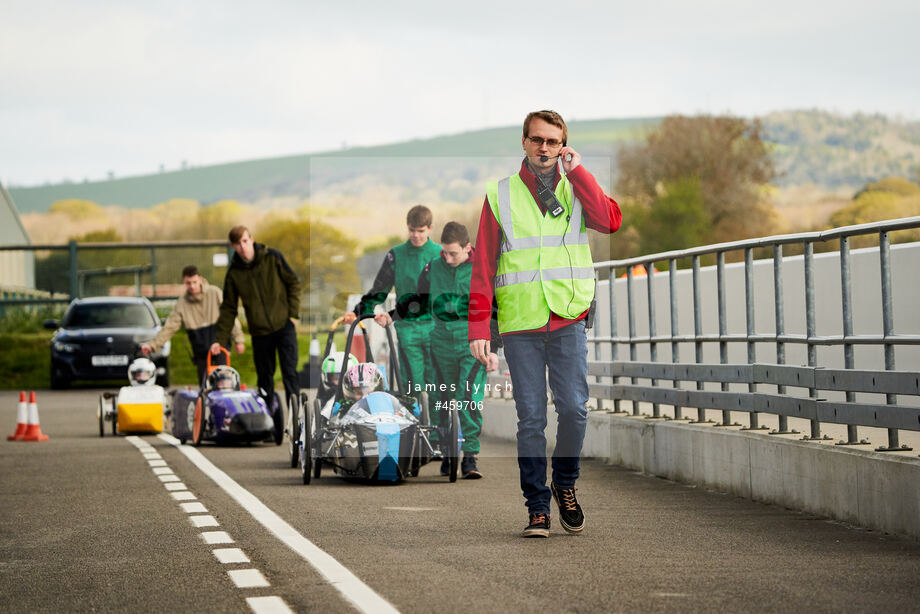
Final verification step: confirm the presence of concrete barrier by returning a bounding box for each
[482,399,920,540]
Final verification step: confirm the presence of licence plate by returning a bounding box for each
[92,355,129,367]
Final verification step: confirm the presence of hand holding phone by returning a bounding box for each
[558,146,581,173]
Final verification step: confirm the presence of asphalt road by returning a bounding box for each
[2,390,919,613]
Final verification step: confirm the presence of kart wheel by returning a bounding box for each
[272,395,284,446]
[419,391,430,426]
[299,400,312,484]
[192,398,205,446]
[98,397,105,438]
[288,393,303,468]
[312,399,322,480]
[448,406,460,483]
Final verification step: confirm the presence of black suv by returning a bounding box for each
[45,297,170,389]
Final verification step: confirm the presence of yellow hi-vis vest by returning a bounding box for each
[486,172,595,333]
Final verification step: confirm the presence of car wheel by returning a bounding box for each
[448,406,459,483]
[312,399,323,480]
[300,400,312,484]
[50,366,69,390]
[192,398,206,446]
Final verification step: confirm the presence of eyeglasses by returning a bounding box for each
[527,136,563,148]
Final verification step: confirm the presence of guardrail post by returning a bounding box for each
[743,247,766,430]
[669,258,683,420]
[802,241,826,440]
[691,255,708,423]
[837,235,867,445]
[876,231,910,451]
[69,240,78,300]
[647,263,660,418]
[771,243,798,435]
[716,251,736,426]
[610,266,623,413]
[627,266,639,416]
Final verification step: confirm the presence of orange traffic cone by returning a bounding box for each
[19,391,49,442]
[7,391,28,440]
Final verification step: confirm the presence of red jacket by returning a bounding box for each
[468,160,622,340]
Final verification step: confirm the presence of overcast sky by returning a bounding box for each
[1,0,918,187]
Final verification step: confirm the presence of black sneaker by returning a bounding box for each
[440,458,450,476]
[461,455,482,479]
[551,483,585,534]
[522,513,551,538]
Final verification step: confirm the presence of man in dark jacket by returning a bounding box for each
[211,225,302,408]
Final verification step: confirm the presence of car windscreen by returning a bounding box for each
[62,303,158,329]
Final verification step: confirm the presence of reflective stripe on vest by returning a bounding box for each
[497,177,589,251]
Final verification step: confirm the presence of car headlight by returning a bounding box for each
[53,340,78,353]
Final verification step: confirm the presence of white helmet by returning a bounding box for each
[207,365,241,391]
[128,358,157,386]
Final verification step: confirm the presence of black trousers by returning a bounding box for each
[251,320,300,409]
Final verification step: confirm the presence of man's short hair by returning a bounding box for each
[406,205,432,228]
[181,265,199,279]
[523,110,568,146]
[440,221,470,246]
[228,225,250,244]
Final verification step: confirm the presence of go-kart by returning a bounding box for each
[171,348,283,446]
[293,313,461,484]
[286,315,370,468]
[98,357,168,436]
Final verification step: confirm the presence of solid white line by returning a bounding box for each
[213,547,250,564]
[159,433,400,614]
[200,531,234,545]
[164,482,187,491]
[189,514,220,528]
[180,502,208,514]
[228,569,270,588]
[171,491,196,501]
[246,596,293,614]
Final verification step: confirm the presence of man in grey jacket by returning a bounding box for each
[142,265,244,384]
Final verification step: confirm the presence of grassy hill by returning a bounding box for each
[9,111,920,215]
[8,117,657,214]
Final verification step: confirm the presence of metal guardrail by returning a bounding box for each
[587,216,920,452]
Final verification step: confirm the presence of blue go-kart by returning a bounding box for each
[293,313,461,484]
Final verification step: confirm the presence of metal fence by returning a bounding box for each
[587,216,920,453]
[0,240,338,327]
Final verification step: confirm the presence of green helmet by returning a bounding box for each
[321,352,358,388]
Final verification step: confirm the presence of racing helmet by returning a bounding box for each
[128,357,157,386]
[207,365,241,391]
[342,362,386,401]
[321,352,358,389]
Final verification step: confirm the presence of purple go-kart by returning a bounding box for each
[171,348,283,446]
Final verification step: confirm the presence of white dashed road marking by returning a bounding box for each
[246,596,295,614]
[180,502,208,514]
[200,530,234,545]
[228,569,270,589]
[189,515,220,528]
[158,432,401,614]
[124,437,292,612]
[213,548,250,564]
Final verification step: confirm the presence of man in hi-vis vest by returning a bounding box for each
[469,110,622,538]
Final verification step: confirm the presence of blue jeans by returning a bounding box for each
[502,321,589,514]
